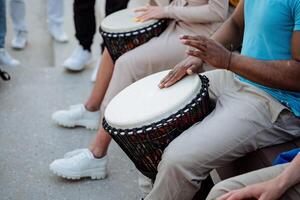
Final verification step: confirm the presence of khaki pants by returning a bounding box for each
[207,163,300,200]
[99,21,189,120]
[145,70,300,200]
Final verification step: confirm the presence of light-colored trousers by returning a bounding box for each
[9,0,64,32]
[99,21,208,121]
[144,70,300,200]
[207,163,300,200]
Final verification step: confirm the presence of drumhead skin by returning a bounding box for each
[101,9,158,33]
[105,70,202,129]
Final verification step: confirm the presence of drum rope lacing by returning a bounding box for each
[99,20,166,37]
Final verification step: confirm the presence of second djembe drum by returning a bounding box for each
[99,9,168,61]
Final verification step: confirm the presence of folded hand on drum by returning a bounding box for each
[181,35,232,70]
[159,56,203,88]
[134,5,166,22]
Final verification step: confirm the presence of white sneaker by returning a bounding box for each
[63,45,92,71]
[0,49,20,67]
[91,57,101,82]
[64,148,86,158]
[48,23,69,43]
[52,104,100,130]
[50,149,108,180]
[11,31,28,50]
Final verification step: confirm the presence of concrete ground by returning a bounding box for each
[0,0,142,199]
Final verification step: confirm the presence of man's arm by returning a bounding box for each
[218,154,300,200]
[211,0,244,51]
[159,1,245,88]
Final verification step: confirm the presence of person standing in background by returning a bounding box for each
[63,0,129,74]
[0,0,20,67]
[9,0,68,50]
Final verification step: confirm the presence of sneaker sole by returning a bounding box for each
[50,166,107,180]
[53,119,99,130]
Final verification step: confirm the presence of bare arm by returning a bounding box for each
[159,0,244,88]
[218,154,300,200]
[181,0,300,91]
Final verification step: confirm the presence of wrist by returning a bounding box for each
[274,175,291,193]
[227,52,239,71]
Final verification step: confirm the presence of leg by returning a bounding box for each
[9,0,27,32]
[145,71,300,200]
[206,164,288,200]
[85,48,114,111]
[47,0,64,25]
[0,0,6,48]
[73,0,95,51]
[105,0,129,16]
[89,25,187,157]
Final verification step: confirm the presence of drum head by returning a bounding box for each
[100,9,158,33]
[105,70,202,129]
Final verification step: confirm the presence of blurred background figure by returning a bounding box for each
[0,0,20,67]
[63,0,130,73]
[9,0,68,50]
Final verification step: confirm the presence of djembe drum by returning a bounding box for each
[103,70,211,180]
[99,9,168,61]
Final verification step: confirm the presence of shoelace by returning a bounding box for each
[0,68,11,81]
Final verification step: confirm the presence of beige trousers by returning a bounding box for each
[144,70,300,200]
[207,163,300,200]
[100,22,190,120]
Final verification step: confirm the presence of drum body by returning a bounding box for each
[103,71,211,180]
[100,9,168,61]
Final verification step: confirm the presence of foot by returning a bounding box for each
[48,23,69,43]
[50,149,108,180]
[90,57,101,82]
[63,45,92,71]
[52,104,100,130]
[11,31,28,50]
[0,49,20,67]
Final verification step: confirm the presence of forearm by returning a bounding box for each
[230,53,300,91]
[164,1,228,23]
[275,154,300,192]
[211,17,243,51]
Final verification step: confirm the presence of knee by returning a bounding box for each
[206,181,233,200]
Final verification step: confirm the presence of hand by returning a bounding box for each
[217,178,286,200]
[159,56,203,88]
[180,35,232,69]
[135,5,166,22]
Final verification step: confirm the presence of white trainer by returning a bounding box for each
[52,104,100,130]
[0,48,20,67]
[64,148,86,158]
[50,149,108,180]
[11,31,28,50]
[63,45,92,71]
[48,23,69,43]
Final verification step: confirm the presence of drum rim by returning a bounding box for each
[103,74,210,136]
[99,19,167,37]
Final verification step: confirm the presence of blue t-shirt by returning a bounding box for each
[239,0,300,117]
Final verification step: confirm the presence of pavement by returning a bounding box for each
[0,0,142,199]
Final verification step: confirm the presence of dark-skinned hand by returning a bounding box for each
[181,35,231,69]
[159,55,203,88]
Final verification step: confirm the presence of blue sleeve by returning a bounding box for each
[273,148,300,165]
[293,0,300,31]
